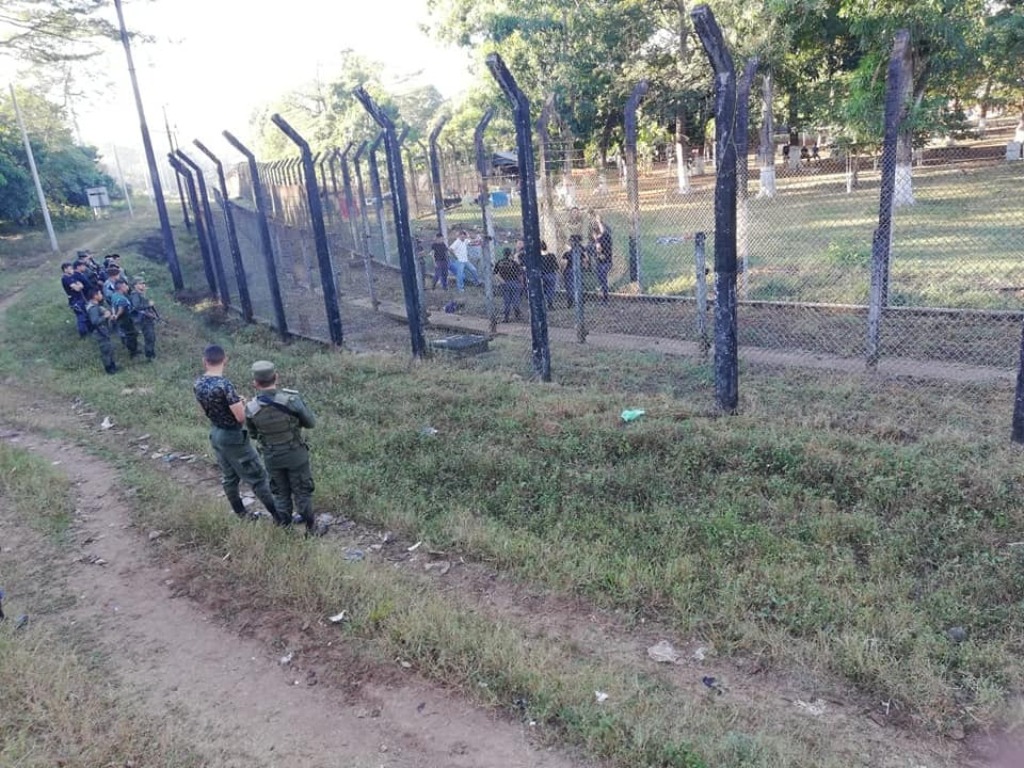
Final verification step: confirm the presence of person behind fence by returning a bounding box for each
[193,344,286,526]
[129,276,157,361]
[562,234,590,309]
[60,262,89,338]
[109,279,140,359]
[245,360,318,535]
[430,231,449,290]
[539,240,559,310]
[449,229,481,291]
[84,286,117,375]
[592,221,613,303]
[494,247,524,323]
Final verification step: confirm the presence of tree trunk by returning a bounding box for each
[535,94,563,253]
[757,72,776,198]
[675,112,691,193]
[894,55,919,208]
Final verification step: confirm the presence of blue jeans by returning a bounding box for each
[452,260,481,291]
[596,260,612,299]
[541,273,557,308]
[501,282,522,320]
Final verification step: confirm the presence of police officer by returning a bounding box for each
[193,345,286,525]
[245,360,318,534]
[129,276,157,361]
[110,279,140,359]
[84,286,117,374]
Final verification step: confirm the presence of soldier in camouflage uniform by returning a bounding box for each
[129,276,157,360]
[109,279,140,359]
[84,286,117,374]
[245,360,318,534]
[193,345,286,525]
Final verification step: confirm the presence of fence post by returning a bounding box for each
[1012,323,1024,443]
[474,108,498,332]
[397,127,429,328]
[692,4,739,412]
[736,57,759,301]
[222,130,290,340]
[353,86,428,358]
[318,153,329,196]
[487,53,552,382]
[194,139,254,324]
[624,81,648,289]
[176,149,231,308]
[368,131,393,265]
[571,238,586,342]
[428,116,450,242]
[168,153,218,296]
[866,30,910,368]
[694,231,710,359]
[270,114,345,346]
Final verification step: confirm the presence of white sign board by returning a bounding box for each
[86,186,110,208]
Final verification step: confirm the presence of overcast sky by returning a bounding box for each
[7,0,476,167]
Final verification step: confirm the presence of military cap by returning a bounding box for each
[251,360,277,384]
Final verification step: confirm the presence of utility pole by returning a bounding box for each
[112,0,182,289]
[9,84,58,252]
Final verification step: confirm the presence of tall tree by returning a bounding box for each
[0,0,118,65]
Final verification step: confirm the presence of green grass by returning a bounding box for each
[0,442,204,768]
[3,215,1023,762]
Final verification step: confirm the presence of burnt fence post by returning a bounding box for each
[270,113,345,347]
[474,107,497,332]
[193,138,254,323]
[176,149,231,308]
[368,131,393,265]
[487,52,552,382]
[624,80,649,289]
[168,153,217,296]
[692,4,739,412]
[428,116,450,242]
[353,86,427,358]
[222,130,289,340]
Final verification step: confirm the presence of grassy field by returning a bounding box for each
[425,159,1024,310]
[0,212,1021,767]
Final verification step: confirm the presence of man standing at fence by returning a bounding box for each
[494,247,524,322]
[449,230,481,291]
[430,231,449,290]
[245,360,318,535]
[194,345,285,526]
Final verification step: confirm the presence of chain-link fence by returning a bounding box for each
[168,36,1024,416]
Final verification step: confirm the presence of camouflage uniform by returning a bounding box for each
[245,361,317,532]
[129,289,157,360]
[85,296,117,374]
[193,372,285,525]
[110,289,139,358]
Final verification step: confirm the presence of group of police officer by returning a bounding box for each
[193,346,320,536]
[59,251,158,375]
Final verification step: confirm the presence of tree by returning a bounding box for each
[0,0,118,65]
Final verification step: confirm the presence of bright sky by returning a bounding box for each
[18,0,476,164]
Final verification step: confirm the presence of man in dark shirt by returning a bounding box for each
[494,247,524,322]
[430,232,449,290]
[592,222,613,302]
[539,240,559,310]
[60,262,89,337]
[193,344,285,525]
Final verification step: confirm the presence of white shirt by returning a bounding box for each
[450,237,469,263]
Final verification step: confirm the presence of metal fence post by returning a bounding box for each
[353,86,427,358]
[368,131,393,265]
[328,148,339,196]
[222,130,289,340]
[624,81,648,289]
[474,108,498,332]
[176,149,231,308]
[428,116,450,242]
[692,4,739,412]
[867,30,911,368]
[168,153,218,296]
[487,53,552,382]
[571,238,586,342]
[194,138,254,324]
[270,114,345,347]
[397,127,429,328]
